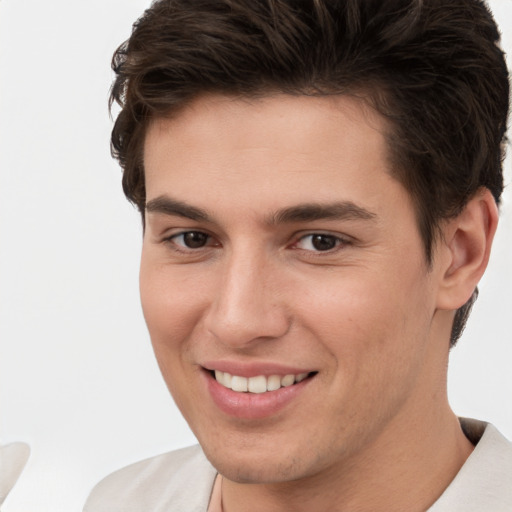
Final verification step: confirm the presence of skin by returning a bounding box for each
[140,94,497,511]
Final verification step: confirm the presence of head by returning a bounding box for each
[111,0,509,346]
[110,0,508,495]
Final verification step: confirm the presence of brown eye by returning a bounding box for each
[295,234,342,252]
[174,231,210,249]
[311,234,338,251]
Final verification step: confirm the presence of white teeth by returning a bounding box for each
[281,374,295,387]
[223,372,232,388]
[296,372,308,382]
[248,375,267,394]
[267,375,281,391]
[214,370,311,393]
[231,375,248,392]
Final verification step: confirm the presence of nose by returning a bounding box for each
[203,247,290,349]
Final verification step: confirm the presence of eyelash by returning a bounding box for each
[165,231,217,252]
[292,233,350,253]
[164,230,350,254]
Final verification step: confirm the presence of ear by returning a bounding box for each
[436,188,499,310]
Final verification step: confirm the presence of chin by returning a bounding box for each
[201,440,318,484]
[212,459,303,484]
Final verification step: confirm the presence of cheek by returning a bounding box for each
[139,261,208,409]
[297,267,432,376]
[139,259,205,357]
[305,280,432,439]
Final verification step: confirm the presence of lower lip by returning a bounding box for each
[204,371,313,420]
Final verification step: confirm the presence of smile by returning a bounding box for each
[214,370,310,393]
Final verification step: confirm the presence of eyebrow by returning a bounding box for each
[268,202,377,224]
[145,196,211,222]
[145,195,377,225]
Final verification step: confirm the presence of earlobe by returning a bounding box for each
[436,188,499,311]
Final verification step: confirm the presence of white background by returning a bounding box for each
[0,1,511,511]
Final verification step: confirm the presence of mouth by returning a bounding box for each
[203,365,317,419]
[210,369,315,394]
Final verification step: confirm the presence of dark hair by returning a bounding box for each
[110,0,509,346]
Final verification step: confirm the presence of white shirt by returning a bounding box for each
[0,443,30,511]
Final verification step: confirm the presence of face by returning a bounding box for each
[141,94,449,484]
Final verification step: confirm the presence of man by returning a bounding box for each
[85,0,511,510]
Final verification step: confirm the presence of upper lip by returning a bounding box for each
[202,360,315,378]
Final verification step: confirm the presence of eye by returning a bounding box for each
[171,231,211,249]
[295,233,344,252]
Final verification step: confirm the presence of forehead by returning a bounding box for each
[142,93,413,228]
[147,93,383,144]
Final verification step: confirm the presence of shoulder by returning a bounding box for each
[83,445,217,512]
[429,420,512,512]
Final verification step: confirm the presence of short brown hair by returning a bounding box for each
[110,0,509,345]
